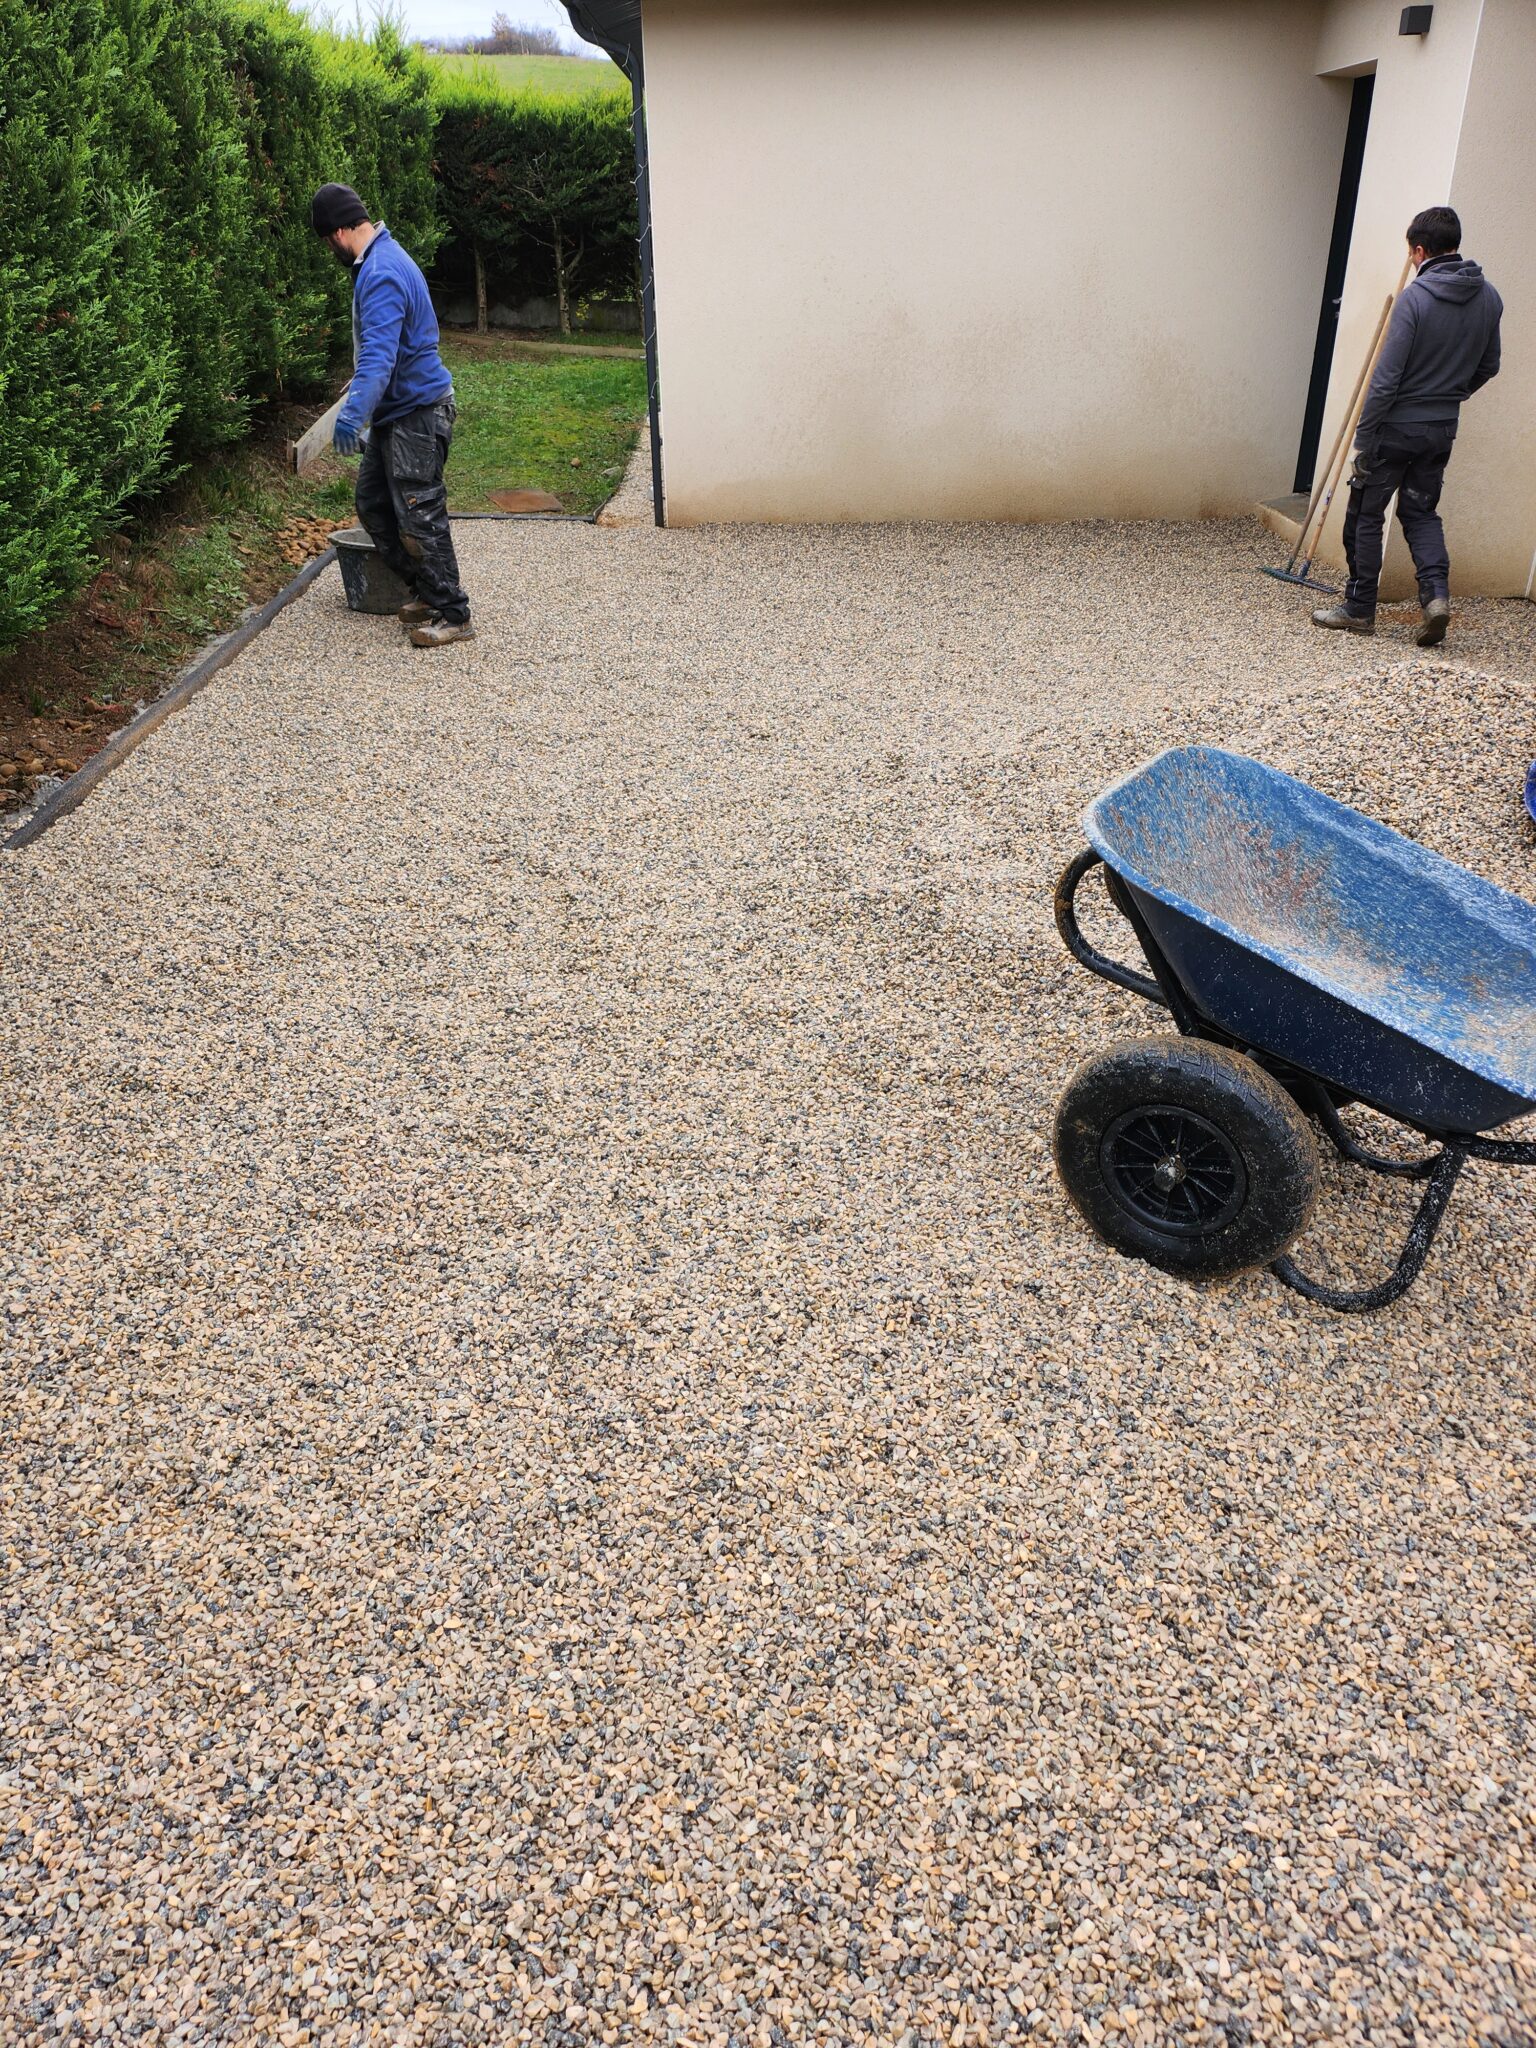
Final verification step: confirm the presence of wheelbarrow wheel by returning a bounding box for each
[1054,1036,1319,1280]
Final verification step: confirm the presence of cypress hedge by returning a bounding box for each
[0,0,439,655]
[431,76,637,336]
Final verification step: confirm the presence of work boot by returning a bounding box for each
[409,613,476,649]
[1310,603,1375,636]
[1416,596,1451,649]
[398,599,433,627]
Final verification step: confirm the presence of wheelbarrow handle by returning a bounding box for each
[1054,849,1168,1009]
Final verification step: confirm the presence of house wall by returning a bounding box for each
[643,0,1346,527]
[1448,0,1536,598]
[1310,0,1535,596]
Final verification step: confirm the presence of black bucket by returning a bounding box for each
[333,527,411,615]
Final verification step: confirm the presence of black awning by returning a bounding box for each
[561,0,643,86]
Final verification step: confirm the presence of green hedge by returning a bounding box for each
[0,5,643,659]
[431,75,637,334]
[0,0,439,655]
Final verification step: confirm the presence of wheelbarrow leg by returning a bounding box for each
[1270,1144,1467,1313]
[1298,1080,1439,1181]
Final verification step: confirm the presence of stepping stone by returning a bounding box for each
[487,488,565,515]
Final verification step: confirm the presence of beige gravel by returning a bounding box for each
[4,516,1536,2048]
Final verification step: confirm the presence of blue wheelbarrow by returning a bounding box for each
[1054,746,1536,1312]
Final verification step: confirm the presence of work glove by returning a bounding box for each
[333,417,363,459]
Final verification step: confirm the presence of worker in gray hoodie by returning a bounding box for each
[1313,206,1501,647]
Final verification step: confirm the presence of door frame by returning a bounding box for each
[1294,70,1376,495]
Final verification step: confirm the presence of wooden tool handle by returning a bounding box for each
[1292,256,1414,564]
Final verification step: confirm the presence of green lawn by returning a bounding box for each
[438,336,647,515]
[425,50,627,97]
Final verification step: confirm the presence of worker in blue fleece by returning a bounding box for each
[1313,205,1501,648]
[310,183,474,648]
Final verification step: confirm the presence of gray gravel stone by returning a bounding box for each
[3,516,1536,2047]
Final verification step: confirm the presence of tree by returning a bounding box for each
[102,0,260,455]
[0,0,179,647]
[474,15,563,57]
[508,97,631,335]
[430,81,636,336]
[431,78,529,332]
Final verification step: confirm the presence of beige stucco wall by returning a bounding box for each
[1309,0,1535,596]
[644,0,1348,527]
[1447,0,1536,598]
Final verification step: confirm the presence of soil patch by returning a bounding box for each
[0,401,346,819]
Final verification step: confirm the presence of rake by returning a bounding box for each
[1263,267,1408,594]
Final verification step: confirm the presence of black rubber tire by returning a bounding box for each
[1053,1035,1319,1280]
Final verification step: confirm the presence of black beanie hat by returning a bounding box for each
[310,183,369,236]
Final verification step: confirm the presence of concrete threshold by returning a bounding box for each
[1258,493,1309,548]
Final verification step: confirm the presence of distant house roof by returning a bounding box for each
[562,0,643,85]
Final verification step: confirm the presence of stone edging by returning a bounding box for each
[4,549,339,853]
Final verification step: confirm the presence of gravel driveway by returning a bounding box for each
[5,517,1536,2047]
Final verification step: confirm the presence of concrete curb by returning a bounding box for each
[596,424,657,529]
[451,334,645,363]
[4,548,337,853]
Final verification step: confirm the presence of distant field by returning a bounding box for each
[425,50,627,97]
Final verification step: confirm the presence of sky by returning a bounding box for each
[294,0,607,51]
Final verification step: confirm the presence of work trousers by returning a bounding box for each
[1342,421,1456,616]
[355,398,470,624]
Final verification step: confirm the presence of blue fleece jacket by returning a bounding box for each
[336,226,453,436]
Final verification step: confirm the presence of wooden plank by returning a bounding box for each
[287,391,350,475]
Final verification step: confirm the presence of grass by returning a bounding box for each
[77,459,354,687]
[439,335,647,514]
[424,51,626,97]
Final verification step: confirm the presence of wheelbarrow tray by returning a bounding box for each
[1084,747,1536,1136]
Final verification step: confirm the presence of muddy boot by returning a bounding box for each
[398,600,433,627]
[1310,604,1375,636]
[409,614,477,649]
[1416,596,1451,648]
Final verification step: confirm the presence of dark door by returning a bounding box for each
[1294,73,1374,495]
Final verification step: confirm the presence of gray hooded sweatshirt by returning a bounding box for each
[1358,253,1502,440]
